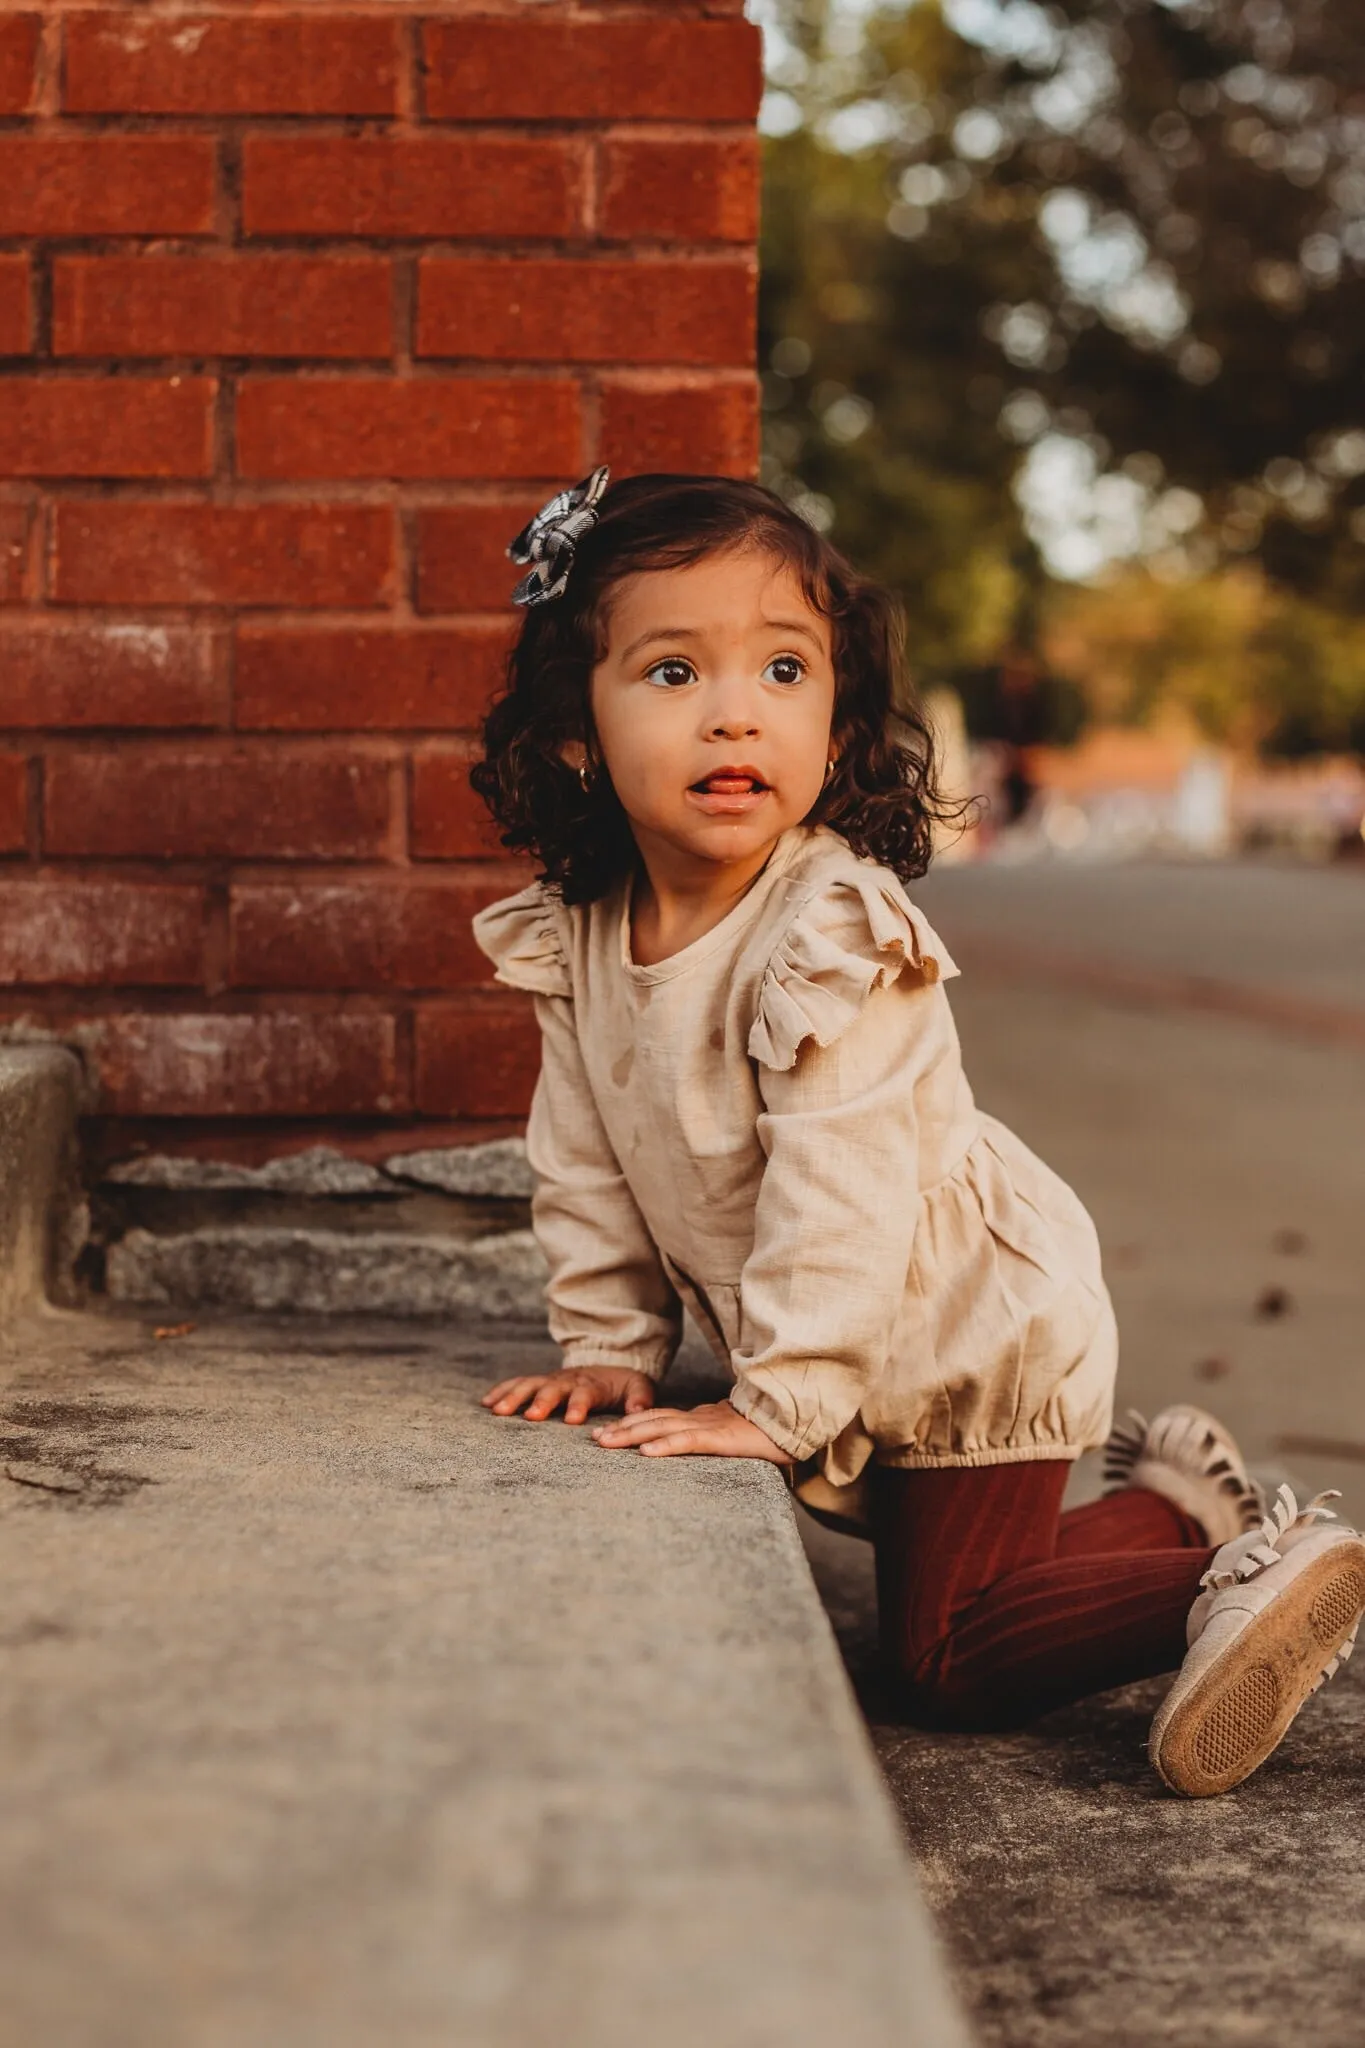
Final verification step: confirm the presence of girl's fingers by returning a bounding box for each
[593,1408,686,1445]
[563,1387,595,1425]
[484,1378,545,1414]
[523,1381,571,1420]
[638,1426,715,1457]
[624,1383,655,1414]
[480,1377,530,1407]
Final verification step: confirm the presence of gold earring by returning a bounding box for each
[579,763,592,793]
[824,758,835,784]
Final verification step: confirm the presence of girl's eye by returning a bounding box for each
[643,657,697,689]
[763,654,807,687]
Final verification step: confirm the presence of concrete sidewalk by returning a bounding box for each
[804,1512,1365,2048]
[916,857,1365,1036]
[0,1308,969,2048]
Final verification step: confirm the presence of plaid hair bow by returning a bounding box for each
[507,465,611,608]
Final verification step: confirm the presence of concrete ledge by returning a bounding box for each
[106,1222,547,1318]
[0,1048,82,1319]
[0,1313,972,2048]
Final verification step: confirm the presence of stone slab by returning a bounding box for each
[105,1223,548,1319]
[0,1309,971,2048]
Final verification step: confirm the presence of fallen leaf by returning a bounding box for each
[153,1322,197,1341]
[1194,1356,1232,1382]
[1254,1285,1294,1321]
[1271,1228,1308,1256]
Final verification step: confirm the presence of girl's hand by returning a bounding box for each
[481,1366,657,1426]
[591,1399,792,1465]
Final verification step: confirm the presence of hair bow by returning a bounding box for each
[507,465,611,608]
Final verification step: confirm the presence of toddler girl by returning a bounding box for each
[470,468,1364,1796]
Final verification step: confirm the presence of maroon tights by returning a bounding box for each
[870,1462,1216,1730]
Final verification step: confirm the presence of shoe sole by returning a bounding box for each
[1150,1539,1365,1798]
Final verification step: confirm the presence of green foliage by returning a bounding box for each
[757,0,1365,748]
[1042,566,1365,755]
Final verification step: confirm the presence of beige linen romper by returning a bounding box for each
[471,822,1117,1530]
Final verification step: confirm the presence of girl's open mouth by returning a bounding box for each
[686,773,770,815]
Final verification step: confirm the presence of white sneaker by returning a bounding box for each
[1103,1404,1264,1547]
[1149,1485,1365,1797]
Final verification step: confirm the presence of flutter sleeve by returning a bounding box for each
[727,869,959,1460]
[471,882,683,1380]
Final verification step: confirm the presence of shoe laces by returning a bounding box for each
[1199,1483,1341,1593]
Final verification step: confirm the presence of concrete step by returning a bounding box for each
[94,1139,547,1320]
[0,1310,972,2048]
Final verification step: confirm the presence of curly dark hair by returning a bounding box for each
[469,473,962,905]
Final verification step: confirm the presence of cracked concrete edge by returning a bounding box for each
[0,1048,85,1320]
[106,1223,550,1319]
[102,1137,535,1201]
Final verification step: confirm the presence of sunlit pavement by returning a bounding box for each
[803,854,1365,2047]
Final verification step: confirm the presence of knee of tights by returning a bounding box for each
[893,1649,1037,1734]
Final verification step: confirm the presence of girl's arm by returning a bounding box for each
[516,986,683,1383]
[471,883,682,1423]
[596,974,931,1465]
[594,871,953,1466]
[725,977,924,1459]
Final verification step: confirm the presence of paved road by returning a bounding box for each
[917,853,1365,1031]
[803,854,1365,2048]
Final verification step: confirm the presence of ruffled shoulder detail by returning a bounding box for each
[747,867,958,1072]
[470,881,572,998]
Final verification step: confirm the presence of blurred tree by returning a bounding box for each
[757,0,1365,743]
[1043,565,1365,753]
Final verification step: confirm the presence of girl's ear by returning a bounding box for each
[557,739,587,775]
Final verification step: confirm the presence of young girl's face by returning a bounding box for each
[586,546,837,872]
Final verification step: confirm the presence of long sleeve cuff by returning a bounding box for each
[558,1338,676,1381]
[728,1374,848,1461]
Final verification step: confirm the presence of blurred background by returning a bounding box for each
[752,27,1365,2017]
[751,0,1365,864]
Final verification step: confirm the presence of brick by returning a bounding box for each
[423,18,762,122]
[0,754,26,854]
[231,876,508,991]
[45,747,394,860]
[0,137,215,238]
[600,375,759,476]
[0,379,215,480]
[236,378,580,483]
[415,998,541,1118]
[86,1010,402,1117]
[0,257,29,356]
[53,257,393,362]
[0,15,39,115]
[242,134,584,241]
[417,257,755,366]
[0,622,220,728]
[53,502,395,610]
[0,504,30,604]
[415,501,538,614]
[0,881,203,987]
[234,624,509,732]
[410,746,505,858]
[599,135,760,244]
[65,14,399,116]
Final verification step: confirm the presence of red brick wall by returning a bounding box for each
[0,3,761,1165]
